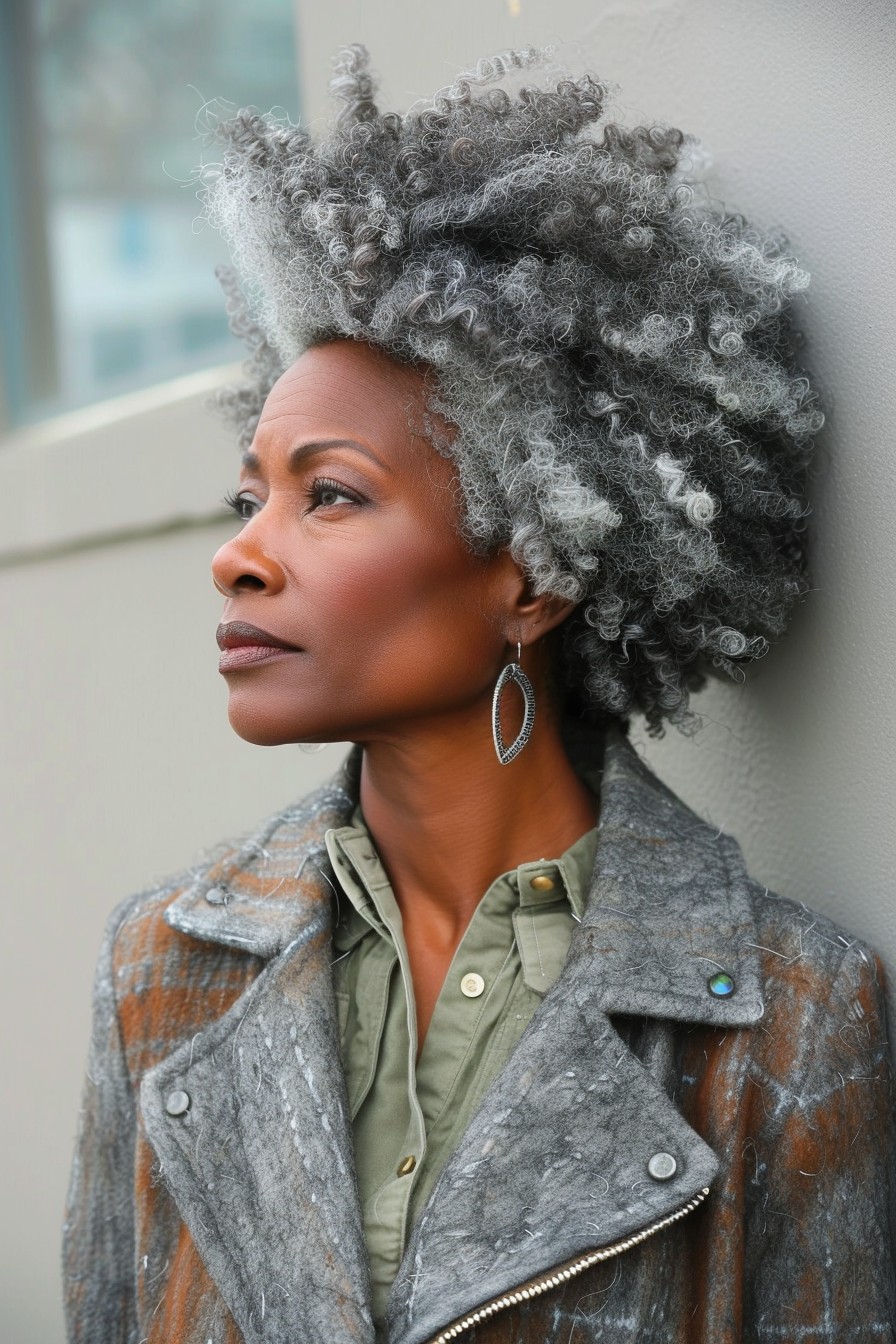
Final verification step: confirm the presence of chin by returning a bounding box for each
[228,721,298,747]
[226,702,306,747]
[225,694,346,748]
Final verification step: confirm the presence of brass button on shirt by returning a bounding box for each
[325,814,598,1325]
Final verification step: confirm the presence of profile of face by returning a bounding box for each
[211,339,551,749]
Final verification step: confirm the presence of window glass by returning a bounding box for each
[2,0,299,426]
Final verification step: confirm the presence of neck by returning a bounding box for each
[357,697,599,944]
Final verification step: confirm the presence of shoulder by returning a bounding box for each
[96,764,357,1075]
[105,759,358,967]
[742,879,890,1081]
[100,825,264,976]
[747,878,887,998]
[95,853,262,1080]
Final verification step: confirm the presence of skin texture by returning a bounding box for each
[211,338,597,1042]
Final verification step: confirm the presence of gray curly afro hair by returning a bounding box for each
[203,44,823,733]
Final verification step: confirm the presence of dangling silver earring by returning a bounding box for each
[492,642,536,766]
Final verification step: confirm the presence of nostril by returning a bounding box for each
[211,539,285,597]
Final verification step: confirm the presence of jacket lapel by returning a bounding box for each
[385,952,721,1344]
[141,764,375,1344]
[386,726,764,1344]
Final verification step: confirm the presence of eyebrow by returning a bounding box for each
[240,438,390,474]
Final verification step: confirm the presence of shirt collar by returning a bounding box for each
[164,722,763,1028]
[325,814,391,952]
[325,812,598,953]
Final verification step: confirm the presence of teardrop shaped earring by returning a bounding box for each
[492,642,536,766]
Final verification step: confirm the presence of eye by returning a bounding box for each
[221,489,261,522]
[309,477,364,510]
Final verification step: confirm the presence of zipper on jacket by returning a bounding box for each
[428,1186,710,1344]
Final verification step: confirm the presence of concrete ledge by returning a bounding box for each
[4,363,243,564]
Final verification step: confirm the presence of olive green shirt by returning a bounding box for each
[325,813,598,1325]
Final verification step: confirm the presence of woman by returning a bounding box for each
[63,45,894,1343]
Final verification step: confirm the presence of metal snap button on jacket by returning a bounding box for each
[460,972,485,998]
[204,886,229,906]
[165,1090,191,1117]
[647,1151,678,1181]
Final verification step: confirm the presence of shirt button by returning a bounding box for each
[165,1090,191,1117]
[396,1155,417,1177]
[647,1151,677,1181]
[460,972,485,998]
[530,874,555,892]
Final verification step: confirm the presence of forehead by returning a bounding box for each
[255,339,434,458]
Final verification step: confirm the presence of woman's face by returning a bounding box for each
[211,339,521,747]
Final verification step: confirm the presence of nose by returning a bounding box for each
[211,526,287,599]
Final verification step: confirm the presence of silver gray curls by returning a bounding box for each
[203,43,824,733]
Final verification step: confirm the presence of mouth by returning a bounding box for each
[216,621,303,672]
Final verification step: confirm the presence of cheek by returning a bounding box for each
[306,528,501,688]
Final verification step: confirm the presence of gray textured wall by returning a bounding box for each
[2,0,893,1337]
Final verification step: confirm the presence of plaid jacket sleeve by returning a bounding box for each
[62,896,140,1344]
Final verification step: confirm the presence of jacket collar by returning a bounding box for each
[577,724,764,1025]
[164,723,764,1029]
[164,767,357,959]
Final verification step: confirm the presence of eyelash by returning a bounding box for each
[221,488,256,521]
[221,477,364,521]
[310,477,365,509]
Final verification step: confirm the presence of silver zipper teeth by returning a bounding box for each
[431,1187,710,1344]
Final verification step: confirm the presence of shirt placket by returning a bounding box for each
[332,832,429,1292]
[325,820,598,1324]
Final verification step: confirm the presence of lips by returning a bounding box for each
[216,621,302,671]
[216,621,301,652]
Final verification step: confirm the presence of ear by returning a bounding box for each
[493,550,578,648]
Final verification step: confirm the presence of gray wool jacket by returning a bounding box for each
[63,724,896,1343]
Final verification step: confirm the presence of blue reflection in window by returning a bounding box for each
[2,0,299,426]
